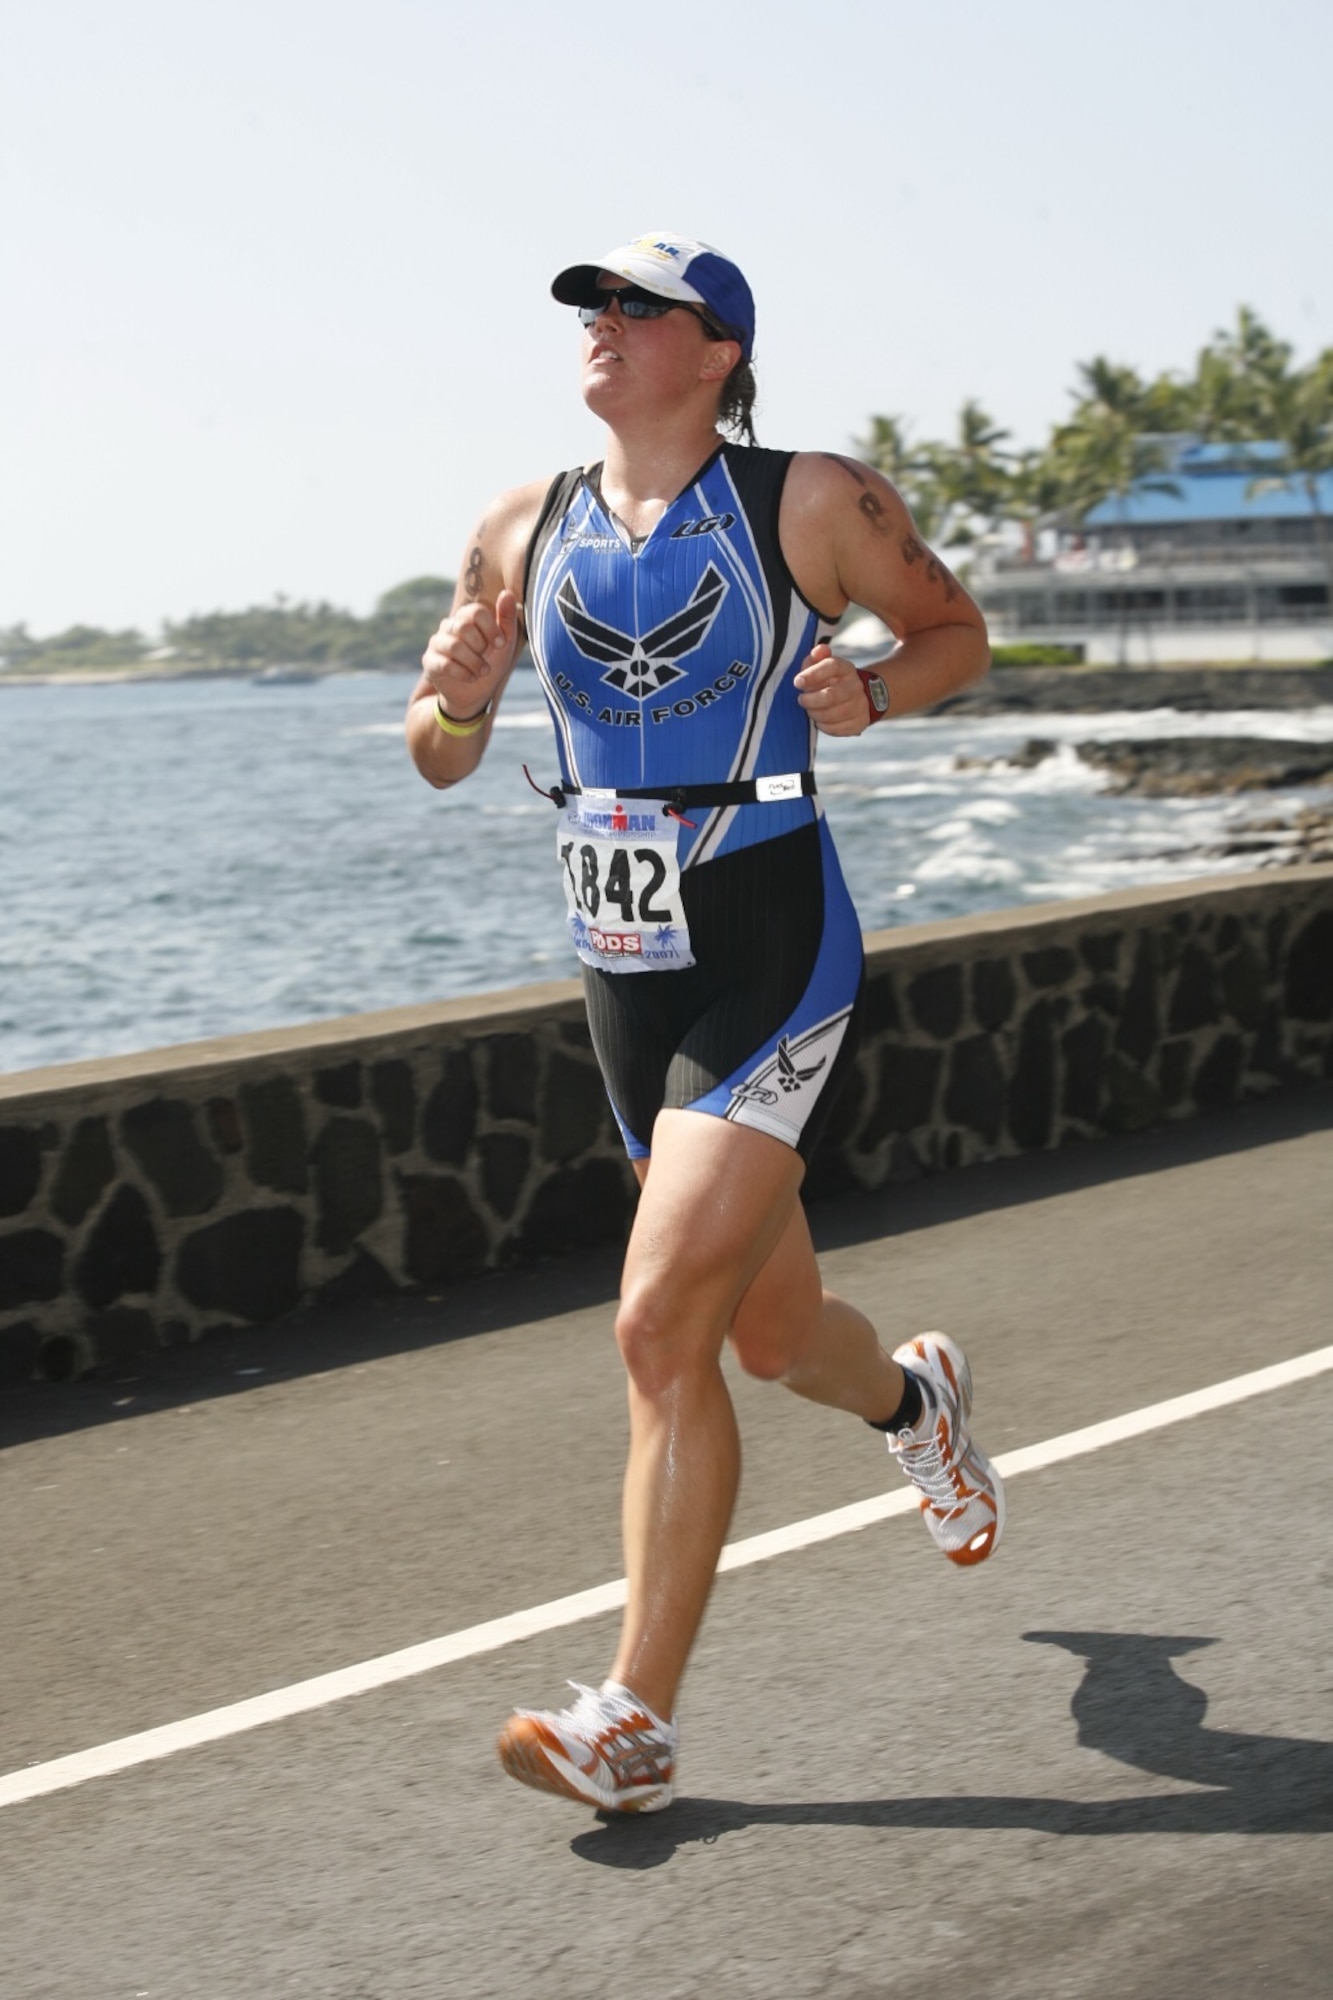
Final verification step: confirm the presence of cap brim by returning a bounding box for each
[550,263,609,307]
[550,242,753,360]
[550,252,709,310]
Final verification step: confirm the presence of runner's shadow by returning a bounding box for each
[570,1631,1333,1869]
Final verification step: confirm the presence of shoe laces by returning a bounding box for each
[557,1682,675,1775]
[891,1407,976,1514]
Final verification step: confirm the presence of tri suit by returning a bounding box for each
[523,441,866,1162]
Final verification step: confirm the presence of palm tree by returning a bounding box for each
[1189,307,1295,436]
[853,413,946,542]
[925,399,1015,548]
[1247,362,1333,619]
[1046,360,1183,664]
[1004,446,1070,564]
[1190,312,1333,618]
[1048,360,1180,510]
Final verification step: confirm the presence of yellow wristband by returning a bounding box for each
[433,697,492,739]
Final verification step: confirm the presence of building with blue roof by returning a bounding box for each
[975,437,1333,664]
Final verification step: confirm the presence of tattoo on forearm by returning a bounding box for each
[900,532,962,602]
[463,543,484,601]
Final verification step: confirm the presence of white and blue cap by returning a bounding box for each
[551,232,755,363]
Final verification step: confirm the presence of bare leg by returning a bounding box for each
[729,1199,908,1419]
[730,1201,1006,1570]
[607,1110,806,1722]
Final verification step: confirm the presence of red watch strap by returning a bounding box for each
[855,668,889,723]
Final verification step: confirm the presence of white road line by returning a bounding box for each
[3,1343,1330,1811]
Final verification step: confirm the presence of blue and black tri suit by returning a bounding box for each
[523,441,865,1162]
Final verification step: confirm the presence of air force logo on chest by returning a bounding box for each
[556,565,728,701]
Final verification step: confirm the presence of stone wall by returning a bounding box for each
[2,867,1330,1384]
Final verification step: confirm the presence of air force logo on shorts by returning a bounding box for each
[726,1011,852,1146]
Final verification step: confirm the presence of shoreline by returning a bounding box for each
[5,660,1333,710]
[935,662,1333,714]
[0,663,415,690]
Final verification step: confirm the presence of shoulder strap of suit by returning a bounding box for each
[521,467,586,603]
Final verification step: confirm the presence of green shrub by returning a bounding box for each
[989,642,1086,667]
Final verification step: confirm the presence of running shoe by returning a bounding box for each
[888,1333,1005,1565]
[496,1680,677,1812]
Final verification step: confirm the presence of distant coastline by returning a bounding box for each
[7,658,1333,712]
[0,660,417,690]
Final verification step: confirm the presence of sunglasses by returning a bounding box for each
[575,285,729,340]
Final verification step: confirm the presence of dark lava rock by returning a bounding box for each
[1074,737,1333,796]
[1190,807,1333,869]
[937,665,1333,716]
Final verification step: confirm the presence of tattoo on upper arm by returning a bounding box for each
[900,533,962,603]
[822,453,961,600]
[822,452,866,486]
[821,453,893,538]
[463,542,485,601]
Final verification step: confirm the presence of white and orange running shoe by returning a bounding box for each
[888,1333,1005,1565]
[497,1680,677,1813]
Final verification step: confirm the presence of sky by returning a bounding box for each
[3,0,1330,639]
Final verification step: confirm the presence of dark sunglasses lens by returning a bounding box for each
[576,287,672,326]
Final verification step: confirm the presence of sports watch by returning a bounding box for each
[856,669,890,723]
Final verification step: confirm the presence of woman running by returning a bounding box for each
[405,232,1003,1815]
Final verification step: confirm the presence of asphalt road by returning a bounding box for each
[1,1087,1330,2000]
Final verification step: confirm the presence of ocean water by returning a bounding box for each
[3,670,1331,1077]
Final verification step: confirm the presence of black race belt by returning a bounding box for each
[540,771,817,811]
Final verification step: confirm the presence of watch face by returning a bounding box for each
[867,674,889,714]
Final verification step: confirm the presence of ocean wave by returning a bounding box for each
[913,848,1026,887]
[3,673,1327,1073]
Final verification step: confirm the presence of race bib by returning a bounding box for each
[556,794,694,974]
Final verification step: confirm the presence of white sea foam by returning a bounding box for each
[993,750,1106,794]
[1,672,1327,1073]
[958,797,1022,825]
[832,781,955,801]
[493,710,551,729]
[349,708,549,740]
[913,846,1025,886]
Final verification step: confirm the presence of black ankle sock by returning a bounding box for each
[865,1370,925,1434]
